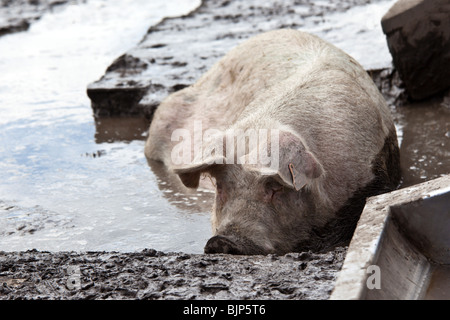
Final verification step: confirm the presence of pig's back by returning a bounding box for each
[147,29,398,199]
[227,30,398,213]
[147,29,330,162]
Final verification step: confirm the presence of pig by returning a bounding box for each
[145,29,401,255]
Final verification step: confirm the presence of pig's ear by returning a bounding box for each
[172,155,225,189]
[277,131,323,191]
[277,149,323,191]
[244,130,323,191]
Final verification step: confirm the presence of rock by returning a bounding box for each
[86,0,385,119]
[0,0,73,37]
[381,0,450,100]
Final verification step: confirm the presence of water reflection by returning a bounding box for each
[0,0,208,253]
[94,117,150,143]
[146,159,214,215]
[93,117,216,215]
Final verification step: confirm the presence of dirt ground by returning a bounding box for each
[0,247,346,300]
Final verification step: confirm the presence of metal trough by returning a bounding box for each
[331,174,450,300]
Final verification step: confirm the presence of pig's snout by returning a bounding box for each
[204,234,269,255]
[204,235,243,255]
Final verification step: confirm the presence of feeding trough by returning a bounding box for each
[331,174,450,300]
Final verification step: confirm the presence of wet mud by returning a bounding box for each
[87,0,385,119]
[0,0,73,37]
[0,247,346,300]
[396,97,450,187]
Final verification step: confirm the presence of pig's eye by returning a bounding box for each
[264,180,284,202]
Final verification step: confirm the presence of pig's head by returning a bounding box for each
[173,130,324,255]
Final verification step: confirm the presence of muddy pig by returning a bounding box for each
[145,29,400,254]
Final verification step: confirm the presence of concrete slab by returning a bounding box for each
[331,174,450,300]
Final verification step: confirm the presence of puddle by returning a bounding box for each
[0,0,448,254]
[0,0,209,253]
[94,117,150,143]
[394,97,450,188]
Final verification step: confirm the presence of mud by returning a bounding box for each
[87,0,387,119]
[0,0,73,37]
[0,247,346,300]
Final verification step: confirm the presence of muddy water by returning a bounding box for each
[0,0,211,253]
[394,97,450,188]
[0,0,449,254]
